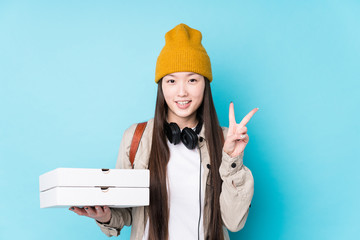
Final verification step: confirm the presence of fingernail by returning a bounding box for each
[85,207,88,210]
[70,207,74,210]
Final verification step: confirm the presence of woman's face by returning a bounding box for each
[162,72,205,125]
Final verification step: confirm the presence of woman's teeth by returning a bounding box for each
[177,101,190,105]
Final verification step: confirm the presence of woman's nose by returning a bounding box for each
[177,83,188,97]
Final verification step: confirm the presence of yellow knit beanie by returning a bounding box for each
[155,23,212,83]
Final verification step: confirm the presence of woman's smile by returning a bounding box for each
[175,100,192,109]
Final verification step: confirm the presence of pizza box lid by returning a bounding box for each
[39,168,149,192]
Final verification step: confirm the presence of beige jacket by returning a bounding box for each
[96,118,254,239]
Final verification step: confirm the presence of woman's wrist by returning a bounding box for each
[96,213,111,224]
[223,148,234,158]
[97,218,111,224]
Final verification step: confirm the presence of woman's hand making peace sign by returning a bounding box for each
[223,102,259,158]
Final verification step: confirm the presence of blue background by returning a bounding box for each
[1,0,359,239]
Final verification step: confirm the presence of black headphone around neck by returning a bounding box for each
[164,119,203,150]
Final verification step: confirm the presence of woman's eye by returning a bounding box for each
[189,79,197,83]
[167,79,175,83]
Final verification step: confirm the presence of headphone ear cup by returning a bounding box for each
[165,122,181,144]
[181,127,198,150]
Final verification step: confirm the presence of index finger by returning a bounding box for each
[70,206,88,216]
[238,108,259,127]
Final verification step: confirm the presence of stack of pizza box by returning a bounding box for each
[39,168,149,208]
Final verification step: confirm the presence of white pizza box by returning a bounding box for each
[39,168,149,192]
[40,186,149,208]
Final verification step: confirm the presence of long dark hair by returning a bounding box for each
[147,77,225,240]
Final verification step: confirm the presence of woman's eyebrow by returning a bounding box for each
[167,73,197,77]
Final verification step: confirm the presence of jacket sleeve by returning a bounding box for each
[219,127,254,232]
[95,123,138,237]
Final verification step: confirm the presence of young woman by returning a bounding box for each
[69,23,258,240]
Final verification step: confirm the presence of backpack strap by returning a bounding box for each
[129,122,147,168]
